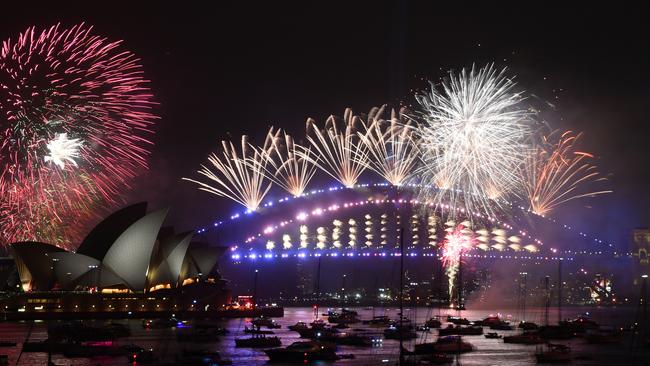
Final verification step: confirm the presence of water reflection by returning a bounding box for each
[0,306,646,365]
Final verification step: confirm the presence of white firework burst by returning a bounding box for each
[254,127,317,197]
[183,136,271,211]
[357,106,420,186]
[302,108,368,188]
[415,64,533,216]
[44,133,83,169]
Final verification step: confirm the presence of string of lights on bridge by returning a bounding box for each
[194,183,630,261]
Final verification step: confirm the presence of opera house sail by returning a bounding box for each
[1,203,232,320]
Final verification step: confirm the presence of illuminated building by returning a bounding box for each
[633,228,650,266]
[2,203,230,319]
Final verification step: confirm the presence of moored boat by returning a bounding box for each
[235,334,282,348]
[503,333,545,344]
[288,321,308,331]
[484,332,502,339]
[264,341,339,363]
[438,325,483,336]
[414,336,474,354]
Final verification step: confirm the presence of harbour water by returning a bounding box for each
[0,306,647,365]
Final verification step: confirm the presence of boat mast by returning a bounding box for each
[557,259,562,324]
[253,269,259,310]
[399,226,405,366]
[544,275,550,327]
[314,256,322,319]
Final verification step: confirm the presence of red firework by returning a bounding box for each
[441,225,475,268]
[0,23,157,248]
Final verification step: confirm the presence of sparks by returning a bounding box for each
[441,224,475,302]
[255,128,317,197]
[184,136,272,211]
[44,133,83,169]
[0,23,157,247]
[303,108,368,188]
[524,131,612,216]
[414,64,533,217]
[357,106,420,186]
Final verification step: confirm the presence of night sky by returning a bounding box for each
[3,3,648,260]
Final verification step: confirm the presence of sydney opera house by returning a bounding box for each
[1,203,231,319]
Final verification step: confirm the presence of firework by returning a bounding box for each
[415,64,532,216]
[184,136,272,211]
[357,106,420,186]
[303,108,368,188]
[441,224,475,302]
[44,133,83,169]
[254,128,317,197]
[0,23,157,247]
[524,131,611,216]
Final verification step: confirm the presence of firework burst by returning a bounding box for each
[415,64,533,216]
[184,136,272,211]
[357,106,420,186]
[254,128,317,197]
[524,131,611,216]
[441,224,475,302]
[0,23,157,247]
[303,108,368,188]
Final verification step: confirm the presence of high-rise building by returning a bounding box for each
[633,228,650,266]
[296,260,313,295]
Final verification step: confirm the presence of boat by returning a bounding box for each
[244,326,275,335]
[519,321,539,330]
[142,317,183,329]
[384,326,418,340]
[401,347,453,364]
[362,315,391,326]
[252,317,281,329]
[584,329,621,344]
[287,321,308,331]
[490,321,514,330]
[415,336,474,354]
[264,341,339,363]
[416,325,431,332]
[424,317,442,328]
[446,316,470,325]
[535,343,571,363]
[560,316,599,333]
[235,334,282,348]
[310,319,327,329]
[503,333,545,344]
[320,333,374,347]
[477,316,502,327]
[297,327,339,339]
[484,332,502,339]
[328,309,360,324]
[438,325,483,336]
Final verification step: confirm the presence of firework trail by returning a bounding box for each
[255,128,317,197]
[414,64,533,217]
[0,23,157,247]
[524,131,611,216]
[357,106,420,186]
[303,108,369,188]
[441,224,475,303]
[184,136,272,211]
